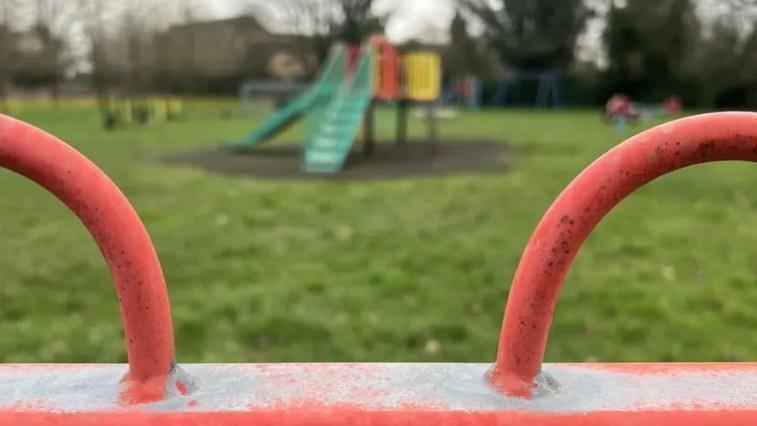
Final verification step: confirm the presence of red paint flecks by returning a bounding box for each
[119,372,168,405]
[582,362,757,375]
[176,380,188,396]
[0,409,756,426]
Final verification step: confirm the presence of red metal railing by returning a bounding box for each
[490,111,757,396]
[0,114,175,400]
[1,112,756,422]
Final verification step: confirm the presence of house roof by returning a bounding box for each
[166,15,271,35]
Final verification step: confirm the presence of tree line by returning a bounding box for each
[0,0,755,108]
[459,0,756,108]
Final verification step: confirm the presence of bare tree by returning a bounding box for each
[0,0,20,109]
[21,0,80,102]
[78,0,120,103]
[111,0,176,95]
[244,0,384,72]
[244,0,339,74]
[338,0,377,43]
[174,0,213,87]
[459,0,591,69]
[178,0,213,23]
[688,0,757,107]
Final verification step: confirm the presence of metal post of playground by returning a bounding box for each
[363,102,375,156]
[396,98,408,144]
[425,102,439,143]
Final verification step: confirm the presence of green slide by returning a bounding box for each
[302,47,373,173]
[225,46,347,149]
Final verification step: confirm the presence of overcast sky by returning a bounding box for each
[206,0,458,43]
[54,0,757,74]
[203,0,610,64]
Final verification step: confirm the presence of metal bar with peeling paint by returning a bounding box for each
[0,114,178,403]
[490,111,757,397]
[0,112,756,425]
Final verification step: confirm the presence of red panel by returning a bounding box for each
[374,42,401,100]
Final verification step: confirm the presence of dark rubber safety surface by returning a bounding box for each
[161,140,510,181]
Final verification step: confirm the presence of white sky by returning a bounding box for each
[203,0,610,65]
[206,0,457,43]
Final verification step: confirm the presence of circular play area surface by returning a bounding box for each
[162,140,510,181]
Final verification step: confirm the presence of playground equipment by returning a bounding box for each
[663,95,683,114]
[606,94,684,132]
[301,45,374,173]
[2,112,757,424]
[225,36,442,174]
[228,46,348,150]
[102,96,183,130]
[371,38,401,101]
[445,76,483,108]
[494,70,564,108]
[391,48,443,147]
[239,80,308,116]
[605,93,639,132]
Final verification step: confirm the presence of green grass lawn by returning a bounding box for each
[1,99,756,365]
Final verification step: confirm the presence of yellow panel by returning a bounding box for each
[402,52,441,102]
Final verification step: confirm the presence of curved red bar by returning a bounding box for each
[490,111,757,397]
[0,115,174,400]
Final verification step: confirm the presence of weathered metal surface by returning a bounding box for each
[0,363,755,424]
[0,114,176,401]
[492,112,757,396]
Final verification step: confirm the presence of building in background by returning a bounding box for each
[154,16,315,93]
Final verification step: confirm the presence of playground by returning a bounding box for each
[161,41,506,181]
[2,100,757,368]
[1,0,756,418]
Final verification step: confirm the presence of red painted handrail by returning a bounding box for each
[0,114,174,400]
[5,110,756,408]
[490,111,757,397]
